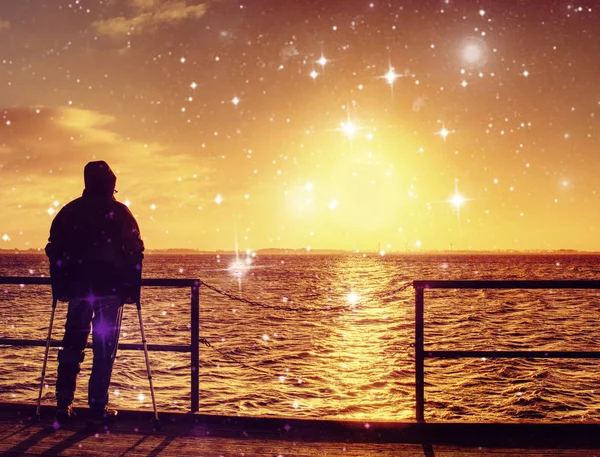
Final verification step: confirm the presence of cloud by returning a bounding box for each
[1,105,217,248]
[0,20,10,31]
[93,1,208,37]
[0,105,215,200]
[1,107,121,173]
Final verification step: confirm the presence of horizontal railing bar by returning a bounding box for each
[120,343,191,352]
[0,277,200,287]
[0,277,51,285]
[0,338,191,352]
[142,278,199,287]
[413,280,600,289]
[12,277,600,289]
[426,350,600,359]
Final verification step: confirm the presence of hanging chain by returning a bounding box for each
[382,282,414,296]
[198,280,413,313]
[200,280,345,312]
[196,280,414,376]
[199,337,278,376]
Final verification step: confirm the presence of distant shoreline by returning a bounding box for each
[1,248,597,256]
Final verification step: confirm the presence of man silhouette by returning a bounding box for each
[45,161,144,424]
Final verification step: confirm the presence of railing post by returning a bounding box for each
[191,280,200,413]
[415,284,425,422]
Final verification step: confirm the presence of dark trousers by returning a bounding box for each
[56,295,123,410]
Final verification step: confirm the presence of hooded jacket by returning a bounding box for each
[45,161,144,302]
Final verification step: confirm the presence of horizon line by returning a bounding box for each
[0,247,597,255]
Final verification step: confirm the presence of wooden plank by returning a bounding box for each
[2,405,600,456]
[2,422,600,457]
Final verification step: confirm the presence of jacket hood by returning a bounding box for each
[83,161,116,198]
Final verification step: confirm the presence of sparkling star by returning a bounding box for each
[342,121,356,139]
[437,126,452,141]
[449,192,466,209]
[384,67,398,86]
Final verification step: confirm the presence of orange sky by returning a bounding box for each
[1,1,599,251]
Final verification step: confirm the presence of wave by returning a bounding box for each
[2,253,600,421]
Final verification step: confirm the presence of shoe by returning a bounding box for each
[55,405,76,424]
[90,407,118,423]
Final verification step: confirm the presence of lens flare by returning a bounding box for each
[450,192,466,209]
[460,37,489,68]
[228,258,251,278]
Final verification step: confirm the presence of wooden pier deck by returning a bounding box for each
[1,404,600,456]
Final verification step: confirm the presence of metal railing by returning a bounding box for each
[0,277,201,412]
[413,280,600,422]
[4,277,600,420]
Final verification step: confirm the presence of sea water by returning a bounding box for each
[1,252,600,422]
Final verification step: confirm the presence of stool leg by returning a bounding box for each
[136,299,160,430]
[36,298,58,420]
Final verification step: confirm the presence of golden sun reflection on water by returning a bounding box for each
[322,255,415,420]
